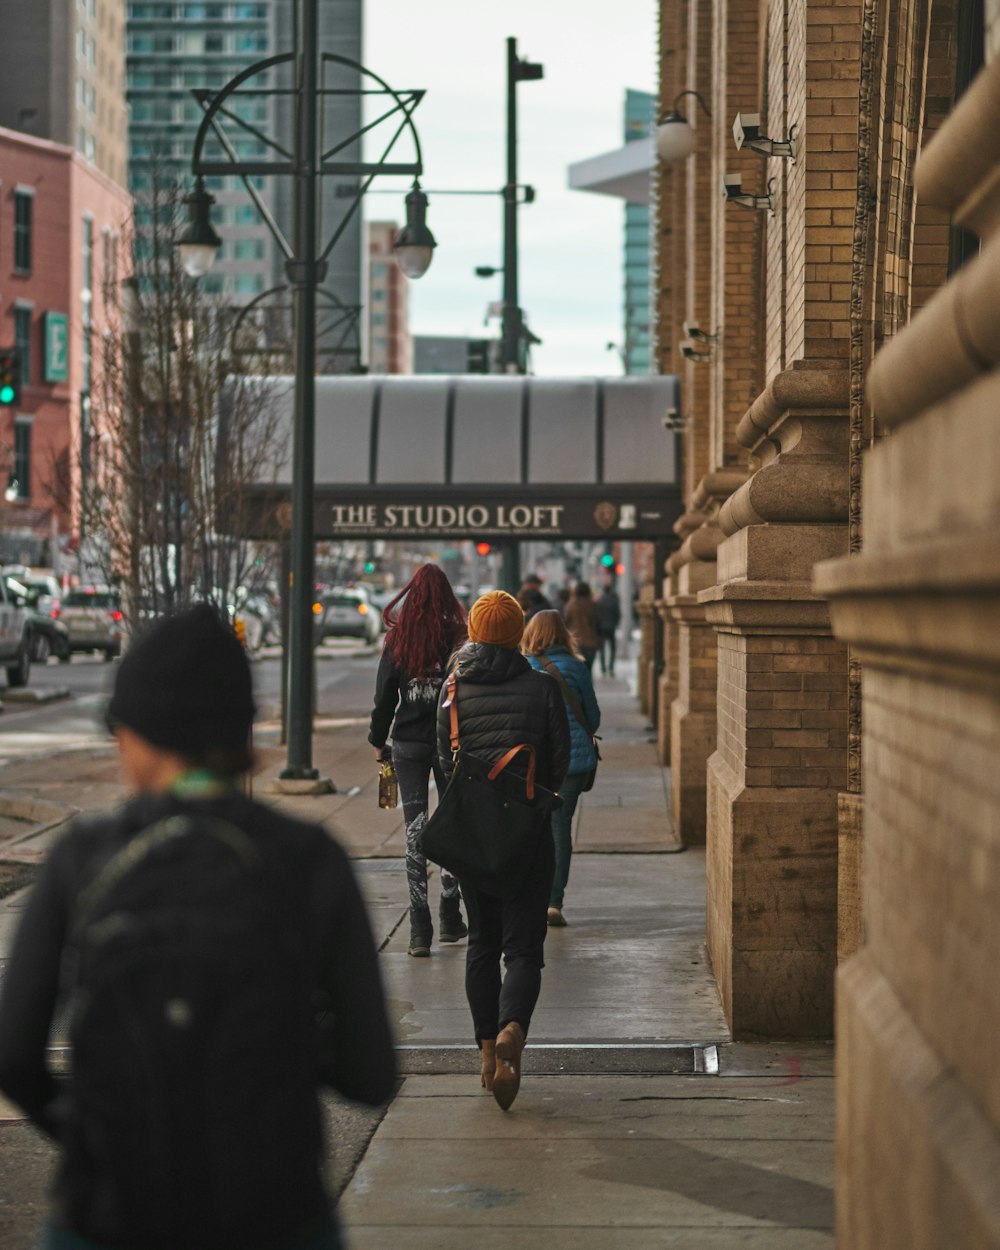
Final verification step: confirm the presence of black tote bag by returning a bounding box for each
[421,675,562,901]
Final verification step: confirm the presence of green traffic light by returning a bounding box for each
[600,553,615,567]
[0,385,14,404]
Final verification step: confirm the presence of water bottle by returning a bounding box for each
[378,759,398,809]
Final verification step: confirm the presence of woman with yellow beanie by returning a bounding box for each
[436,591,570,1110]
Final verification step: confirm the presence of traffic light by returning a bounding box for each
[476,542,491,556]
[0,350,21,407]
[466,339,493,374]
[363,560,376,574]
[600,552,615,568]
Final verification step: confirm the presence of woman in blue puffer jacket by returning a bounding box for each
[522,609,601,927]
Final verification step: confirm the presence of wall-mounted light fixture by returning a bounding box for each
[722,173,776,215]
[679,338,713,362]
[682,321,719,344]
[732,114,797,162]
[657,90,712,162]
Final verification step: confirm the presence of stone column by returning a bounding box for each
[655,564,679,766]
[818,64,1000,1246]
[664,473,744,847]
[635,582,657,720]
[700,364,850,1037]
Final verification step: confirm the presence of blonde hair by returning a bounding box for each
[521,609,583,661]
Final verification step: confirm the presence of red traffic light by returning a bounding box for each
[476,542,491,556]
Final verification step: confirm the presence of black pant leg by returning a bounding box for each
[464,887,503,1043]
[497,828,555,1037]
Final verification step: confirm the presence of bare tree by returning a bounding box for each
[87,162,287,637]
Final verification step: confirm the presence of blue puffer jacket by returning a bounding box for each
[526,646,600,776]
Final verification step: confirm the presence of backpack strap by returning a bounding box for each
[442,671,461,758]
[488,743,537,800]
[540,656,594,735]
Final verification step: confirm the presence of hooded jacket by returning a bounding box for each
[436,643,571,793]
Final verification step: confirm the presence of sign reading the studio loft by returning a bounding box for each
[298,492,677,540]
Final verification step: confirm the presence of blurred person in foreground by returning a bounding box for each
[370,564,469,956]
[522,610,601,927]
[564,582,600,672]
[0,605,395,1250]
[438,591,570,1110]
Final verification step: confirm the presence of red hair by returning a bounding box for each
[382,565,468,678]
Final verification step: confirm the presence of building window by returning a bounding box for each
[13,191,32,273]
[13,417,31,499]
[14,308,32,385]
[233,238,265,261]
[233,273,264,295]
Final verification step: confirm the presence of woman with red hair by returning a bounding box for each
[369,564,469,956]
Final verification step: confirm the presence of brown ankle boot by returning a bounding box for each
[480,1039,496,1092]
[492,1021,525,1111]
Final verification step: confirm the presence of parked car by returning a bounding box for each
[0,576,34,686]
[58,587,123,661]
[313,586,380,645]
[3,572,70,662]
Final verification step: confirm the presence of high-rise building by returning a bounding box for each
[622,90,653,375]
[366,222,411,374]
[0,0,129,190]
[126,0,362,321]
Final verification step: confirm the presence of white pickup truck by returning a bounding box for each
[0,575,33,687]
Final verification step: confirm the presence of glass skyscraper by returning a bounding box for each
[623,88,654,375]
[126,0,362,324]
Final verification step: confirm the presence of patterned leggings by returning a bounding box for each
[392,743,459,917]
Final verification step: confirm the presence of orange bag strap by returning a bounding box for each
[488,743,537,801]
[442,671,461,758]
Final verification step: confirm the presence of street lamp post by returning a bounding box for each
[501,37,542,374]
[177,0,434,786]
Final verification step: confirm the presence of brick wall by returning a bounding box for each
[716,634,848,789]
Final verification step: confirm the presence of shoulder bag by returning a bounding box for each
[420,672,562,900]
[540,656,602,792]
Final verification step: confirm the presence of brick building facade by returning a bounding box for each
[0,127,131,559]
[654,0,996,1240]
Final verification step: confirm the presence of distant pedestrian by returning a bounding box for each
[438,591,570,1110]
[595,584,622,677]
[522,610,601,927]
[555,587,572,617]
[516,585,548,621]
[0,605,395,1250]
[564,581,600,672]
[370,564,469,956]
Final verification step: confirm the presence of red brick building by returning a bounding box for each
[0,126,131,563]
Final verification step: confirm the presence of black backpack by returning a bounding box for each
[65,812,322,1250]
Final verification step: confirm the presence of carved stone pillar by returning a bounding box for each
[665,472,744,847]
[655,565,679,766]
[700,363,850,1037]
[635,583,657,719]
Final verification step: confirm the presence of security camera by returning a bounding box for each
[721,173,744,201]
[679,338,712,361]
[732,112,761,149]
[663,406,679,426]
[683,321,719,344]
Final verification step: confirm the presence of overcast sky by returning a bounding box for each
[361,0,656,377]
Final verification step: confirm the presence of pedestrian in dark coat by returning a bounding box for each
[595,584,622,677]
[369,564,469,955]
[564,581,600,671]
[522,610,601,926]
[0,606,395,1250]
[437,591,570,1111]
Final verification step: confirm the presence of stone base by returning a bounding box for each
[837,790,864,960]
[837,951,1000,1247]
[706,752,838,1038]
[268,775,336,796]
[670,698,714,846]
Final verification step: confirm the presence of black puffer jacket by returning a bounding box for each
[437,643,571,792]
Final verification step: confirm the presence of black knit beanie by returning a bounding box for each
[107,604,255,756]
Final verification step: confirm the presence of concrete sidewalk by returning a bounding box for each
[0,665,835,1247]
[327,675,835,1248]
